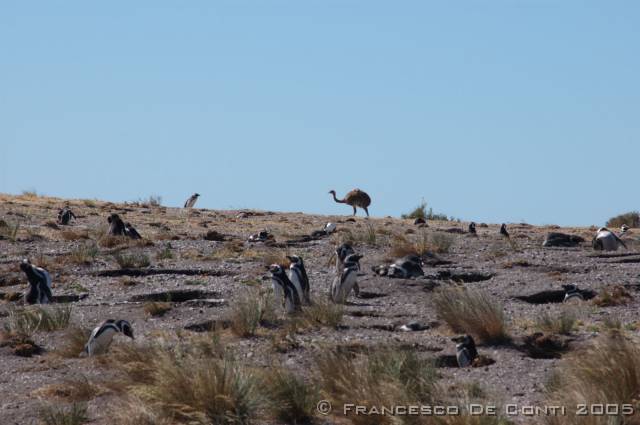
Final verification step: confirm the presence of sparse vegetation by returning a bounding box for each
[606,211,640,228]
[55,327,92,358]
[113,252,151,269]
[316,346,437,425]
[0,219,20,242]
[4,306,72,336]
[66,243,98,265]
[107,341,265,424]
[34,376,99,402]
[263,368,319,424]
[155,244,174,260]
[535,308,577,335]
[38,403,88,425]
[592,285,632,307]
[545,332,640,425]
[229,289,276,337]
[433,287,509,344]
[402,200,450,221]
[299,299,344,329]
[143,301,172,317]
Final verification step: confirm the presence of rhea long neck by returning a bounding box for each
[331,192,346,204]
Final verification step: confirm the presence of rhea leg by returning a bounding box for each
[364,207,369,217]
[352,206,357,216]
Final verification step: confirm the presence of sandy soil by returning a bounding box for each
[1,193,639,425]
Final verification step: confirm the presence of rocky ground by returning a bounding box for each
[1,193,639,425]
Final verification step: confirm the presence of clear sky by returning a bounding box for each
[1,2,638,226]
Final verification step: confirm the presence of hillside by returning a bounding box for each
[1,193,639,425]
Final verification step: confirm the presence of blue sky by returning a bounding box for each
[1,1,638,226]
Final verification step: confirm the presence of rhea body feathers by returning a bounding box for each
[329,189,371,217]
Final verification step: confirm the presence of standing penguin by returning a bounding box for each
[19,259,53,304]
[330,253,363,304]
[468,222,477,236]
[57,208,76,225]
[452,335,478,368]
[500,223,510,239]
[269,264,302,314]
[334,243,360,297]
[184,193,200,208]
[287,255,311,305]
[82,319,134,356]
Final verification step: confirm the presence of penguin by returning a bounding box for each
[452,335,478,368]
[57,208,76,225]
[468,222,477,236]
[184,193,200,208]
[592,227,627,251]
[269,264,302,314]
[311,222,337,238]
[249,230,273,242]
[620,224,630,236]
[562,284,584,303]
[500,223,510,239]
[287,255,311,305]
[330,253,363,304]
[19,259,53,304]
[334,243,360,296]
[124,222,142,240]
[107,214,126,236]
[388,255,424,278]
[82,319,134,356]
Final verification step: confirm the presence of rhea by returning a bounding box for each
[329,189,371,217]
[82,319,134,356]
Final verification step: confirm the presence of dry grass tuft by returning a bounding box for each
[143,301,172,317]
[535,308,577,335]
[61,230,90,241]
[263,368,319,424]
[4,305,72,336]
[316,346,437,425]
[99,235,128,248]
[38,402,88,425]
[545,332,640,425]
[228,289,276,337]
[64,243,98,265]
[298,299,344,329]
[113,252,151,269]
[433,287,509,344]
[34,376,100,402]
[55,326,92,358]
[0,219,20,242]
[592,285,633,307]
[106,341,264,424]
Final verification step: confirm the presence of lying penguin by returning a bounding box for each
[373,255,424,278]
[592,227,627,251]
